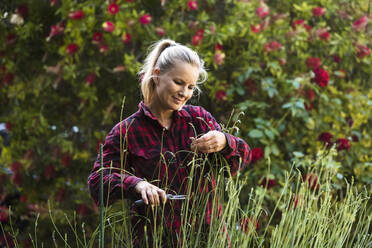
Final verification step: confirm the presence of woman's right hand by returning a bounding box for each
[134,181,167,206]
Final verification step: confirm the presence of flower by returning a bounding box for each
[240,217,259,233]
[315,28,331,41]
[187,1,198,10]
[61,154,72,167]
[69,10,84,20]
[0,206,9,223]
[5,122,12,131]
[99,43,109,53]
[121,33,131,44]
[85,73,96,85]
[336,138,351,151]
[355,44,370,58]
[333,55,341,63]
[251,147,264,163]
[155,27,165,36]
[191,34,203,46]
[260,178,276,189]
[306,57,321,69]
[102,21,115,32]
[251,24,262,33]
[17,4,29,18]
[312,7,325,17]
[305,89,315,102]
[214,51,225,66]
[47,23,65,40]
[256,3,269,18]
[66,43,79,55]
[352,16,369,32]
[10,162,22,173]
[3,73,14,85]
[45,164,56,180]
[318,132,332,143]
[302,173,319,190]
[108,3,119,15]
[50,0,59,7]
[215,90,227,101]
[304,102,314,111]
[292,19,304,29]
[92,32,103,44]
[10,14,24,25]
[312,67,329,87]
[263,41,282,52]
[214,43,223,51]
[139,14,152,25]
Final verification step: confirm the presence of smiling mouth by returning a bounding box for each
[173,97,183,103]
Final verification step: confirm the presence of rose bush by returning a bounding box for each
[0,0,371,245]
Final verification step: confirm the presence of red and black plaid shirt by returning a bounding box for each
[88,101,251,243]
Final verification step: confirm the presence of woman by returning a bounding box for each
[88,39,252,247]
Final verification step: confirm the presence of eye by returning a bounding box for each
[174,80,182,85]
[188,85,195,90]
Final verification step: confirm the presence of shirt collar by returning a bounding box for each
[139,101,192,120]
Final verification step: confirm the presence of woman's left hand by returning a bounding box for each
[190,130,227,153]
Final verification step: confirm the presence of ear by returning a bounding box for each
[153,68,160,85]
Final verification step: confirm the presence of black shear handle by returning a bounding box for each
[134,194,174,206]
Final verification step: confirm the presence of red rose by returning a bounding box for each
[107,3,119,15]
[251,147,264,163]
[92,32,103,44]
[196,29,204,37]
[305,89,315,102]
[312,67,329,87]
[139,14,152,25]
[263,41,282,52]
[318,132,332,143]
[240,217,259,233]
[10,162,22,173]
[0,206,9,223]
[352,16,369,32]
[333,55,341,63]
[12,172,23,187]
[302,173,319,190]
[251,24,262,33]
[69,10,84,20]
[306,57,321,69]
[214,43,223,51]
[336,138,351,151]
[17,4,29,18]
[356,44,371,58]
[155,27,165,36]
[256,3,269,18]
[304,102,313,111]
[214,52,225,66]
[292,19,304,29]
[260,178,276,189]
[99,43,109,53]
[102,21,115,32]
[44,164,56,180]
[61,154,72,167]
[66,43,79,55]
[312,7,325,17]
[215,90,227,101]
[5,122,12,131]
[316,28,331,41]
[48,23,65,39]
[187,1,198,11]
[121,33,131,44]
[85,73,96,85]
[5,33,17,45]
[191,35,203,46]
[3,73,14,85]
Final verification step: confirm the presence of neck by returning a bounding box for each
[147,100,173,124]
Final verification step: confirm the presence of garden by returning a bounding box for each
[0,0,371,247]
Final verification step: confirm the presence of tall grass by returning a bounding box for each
[2,146,371,247]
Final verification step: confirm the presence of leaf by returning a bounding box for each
[248,129,263,138]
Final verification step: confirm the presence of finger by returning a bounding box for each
[158,189,167,205]
[147,189,154,205]
[141,190,148,205]
[194,132,213,144]
[152,189,160,206]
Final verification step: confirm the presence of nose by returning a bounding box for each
[178,86,187,97]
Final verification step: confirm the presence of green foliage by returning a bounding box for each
[0,0,371,245]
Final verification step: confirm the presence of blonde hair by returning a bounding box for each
[139,39,207,104]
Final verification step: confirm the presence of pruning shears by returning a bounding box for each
[134,194,187,206]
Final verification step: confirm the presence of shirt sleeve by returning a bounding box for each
[197,107,252,176]
[88,121,143,206]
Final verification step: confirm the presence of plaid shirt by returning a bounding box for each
[88,101,251,244]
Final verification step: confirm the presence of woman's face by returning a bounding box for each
[153,62,199,112]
